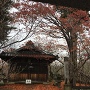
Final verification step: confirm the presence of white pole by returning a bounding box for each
[64,57,72,90]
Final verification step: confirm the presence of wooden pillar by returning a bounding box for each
[64,57,72,90]
[48,65,51,81]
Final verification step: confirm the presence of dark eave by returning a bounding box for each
[0,52,56,61]
[0,54,55,59]
[32,0,90,11]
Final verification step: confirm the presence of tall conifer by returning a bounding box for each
[0,0,13,43]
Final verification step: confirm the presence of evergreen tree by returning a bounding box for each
[0,0,13,43]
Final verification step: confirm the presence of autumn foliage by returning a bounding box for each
[11,0,90,86]
[0,82,64,90]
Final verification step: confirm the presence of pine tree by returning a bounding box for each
[0,0,13,43]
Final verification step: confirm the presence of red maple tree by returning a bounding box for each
[12,1,90,85]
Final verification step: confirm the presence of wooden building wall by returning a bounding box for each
[0,49,56,82]
[9,73,47,81]
[8,57,49,82]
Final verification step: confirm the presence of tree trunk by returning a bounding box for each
[68,34,77,86]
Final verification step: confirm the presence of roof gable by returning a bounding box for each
[16,40,43,54]
[0,40,56,60]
